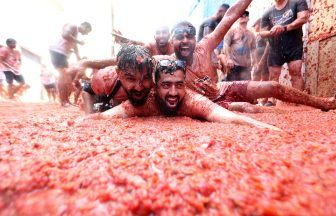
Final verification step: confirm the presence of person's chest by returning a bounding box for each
[270,3,297,26]
[230,30,252,47]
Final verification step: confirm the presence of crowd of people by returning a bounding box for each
[1,0,335,127]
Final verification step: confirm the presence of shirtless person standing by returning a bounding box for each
[0,38,25,99]
[145,25,174,56]
[113,25,174,56]
[49,22,92,106]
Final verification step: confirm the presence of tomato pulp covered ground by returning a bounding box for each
[0,102,336,215]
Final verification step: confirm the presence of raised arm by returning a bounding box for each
[207,0,253,51]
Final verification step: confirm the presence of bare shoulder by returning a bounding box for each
[179,89,214,118]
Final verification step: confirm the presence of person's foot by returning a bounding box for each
[322,95,336,111]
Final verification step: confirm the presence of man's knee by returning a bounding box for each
[288,60,303,76]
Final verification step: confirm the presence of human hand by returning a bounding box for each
[270,25,286,36]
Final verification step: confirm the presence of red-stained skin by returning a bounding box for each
[146,26,174,56]
[120,69,215,118]
[117,67,152,104]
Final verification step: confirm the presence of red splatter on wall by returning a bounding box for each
[306,0,336,97]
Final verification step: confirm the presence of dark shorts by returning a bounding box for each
[214,81,253,109]
[43,83,56,90]
[49,50,68,69]
[82,81,95,95]
[82,81,119,111]
[3,71,25,85]
[268,46,303,67]
[226,65,251,81]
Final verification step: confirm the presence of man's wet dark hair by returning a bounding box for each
[117,44,153,75]
[6,38,16,45]
[220,3,230,10]
[171,21,196,37]
[153,56,186,84]
[81,22,92,31]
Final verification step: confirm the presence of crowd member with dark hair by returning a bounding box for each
[97,55,281,130]
[171,0,253,101]
[0,38,25,99]
[146,25,174,56]
[113,25,174,56]
[260,0,309,92]
[81,44,153,114]
[198,3,230,81]
[49,22,92,106]
[198,3,230,42]
[223,11,258,81]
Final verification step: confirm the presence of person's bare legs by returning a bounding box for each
[251,67,261,81]
[288,60,304,91]
[57,68,73,106]
[82,91,95,114]
[73,87,81,105]
[50,88,57,102]
[267,66,282,105]
[246,81,336,111]
[7,84,15,99]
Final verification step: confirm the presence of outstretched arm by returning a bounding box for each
[71,58,117,82]
[184,90,281,130]
[78,58,118,69]
[101,104,129,118]
[207,0,253,51]
[112,31,145,46]
[206,105,281,131]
